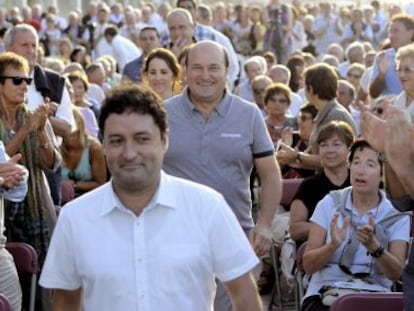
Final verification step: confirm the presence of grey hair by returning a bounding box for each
[4,24,38,50]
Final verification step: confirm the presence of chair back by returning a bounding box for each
[330,292,404,311]
[6,242,38,311]
[0,293,11,311]
[6,242,38,274]
[280,178,303,207]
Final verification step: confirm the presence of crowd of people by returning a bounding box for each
[0,0,411,310]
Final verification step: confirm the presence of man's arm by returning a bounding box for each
[51,288,82,311]
[49,117,72,138]
[223,272,263,311]
[252,155,282,257]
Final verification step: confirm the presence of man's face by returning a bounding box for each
[103,112,167,194]
[7,31,38,71]
[245,62,262,81]
[167,12,194,44]
[337,83,353,108]
[389,21,414,49]
[177,0,196,19]
[139,29,161,55]
[251,79,271,108]
[186,43,228,105]
[98,10,108,24]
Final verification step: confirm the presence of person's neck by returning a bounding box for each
[189,91,224,121]
[2,103,19,130]
[267,114,286,125]
[313,98,328,111]
[160,89,174,100]
[324,165,348,186]
[352,190,381,215]
[112,178,160,216]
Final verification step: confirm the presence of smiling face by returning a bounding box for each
[318,134,349,170]
[350,146,381,195]
[103,112,168,194]
[146,57,174,99]
[186,42,229,106]
[0,67,29,105]
[397,55,414,93]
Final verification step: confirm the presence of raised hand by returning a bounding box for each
[330,212,350,247]
[356,215,378,251]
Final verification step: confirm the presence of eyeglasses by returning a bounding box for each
[253,88,265,95]
[347,73,362,79]
[396,66,414,74]
[0,76,32,85]
[372,107,383,115]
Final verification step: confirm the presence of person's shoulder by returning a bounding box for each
[61,182,110,215]
[164,92,184,108]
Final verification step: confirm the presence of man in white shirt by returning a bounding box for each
[103,25,141,73]
[39,84,263,311]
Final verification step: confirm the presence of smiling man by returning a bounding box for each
[39,84,262,311]
[163,41,282,311]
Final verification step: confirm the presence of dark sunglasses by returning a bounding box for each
[0,76,32,85]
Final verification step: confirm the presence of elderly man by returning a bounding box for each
[163,41,282,311]
[39,84,263,311]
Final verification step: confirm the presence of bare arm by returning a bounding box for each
[289,199,310,243]
[223,272,263,311]
[369,52,391,99]
[51,288,82,311]
[251,155,282,257]
[49,116,72,138]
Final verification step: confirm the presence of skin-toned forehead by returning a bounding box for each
[167,9,193,26]
[187,41,226,66]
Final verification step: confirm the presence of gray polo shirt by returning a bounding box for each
[163,88,274,229]
[309,100,357,155]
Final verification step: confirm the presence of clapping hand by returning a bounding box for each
[330,212,350,247]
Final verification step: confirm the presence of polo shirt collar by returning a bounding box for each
[99,171,177,216]
[181,86,231,117]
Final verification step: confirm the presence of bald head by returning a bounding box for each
[187,41,229,68]
[267,65,291,84]
[167,8,194,44]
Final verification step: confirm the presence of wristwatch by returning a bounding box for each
[369,245,385,258]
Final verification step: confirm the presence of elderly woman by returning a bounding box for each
[301,139,410,311]
[0,52,61,269]
[394,42,414,122]
[142,48,181,100]
[290,121,354,245]
[263,83,297,148]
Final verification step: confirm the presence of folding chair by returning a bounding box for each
[294,242,307,311]
[330,292,403,311]
[6,242,38,311]
[268,179,303,311]
[0,293,12,311]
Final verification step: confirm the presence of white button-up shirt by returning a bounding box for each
[40,172,258,310]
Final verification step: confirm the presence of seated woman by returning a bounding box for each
[263,83,297,149]
[61,108,106,198]
[142,48,181,100]
[290,121,355,246]
[301,139,410,311]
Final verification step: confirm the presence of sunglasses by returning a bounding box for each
[0,76,32,85]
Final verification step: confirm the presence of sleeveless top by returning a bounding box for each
[62,141,93,182]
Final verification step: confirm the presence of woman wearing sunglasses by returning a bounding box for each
[301,139,410,311]
[0,52,61,273]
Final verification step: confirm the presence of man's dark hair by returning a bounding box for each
[176,0,196,9]
[348,139,384,175]
[99,84,168,137]
[139,26,160,39]
[104,25,118,38]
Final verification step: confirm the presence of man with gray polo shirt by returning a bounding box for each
[163,40,282,311]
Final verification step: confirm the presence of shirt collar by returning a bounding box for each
[99,171,177,216]
[181,86,231,117]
